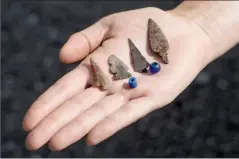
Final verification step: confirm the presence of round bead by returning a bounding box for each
[128,77,137,88]
[149,62,161,74]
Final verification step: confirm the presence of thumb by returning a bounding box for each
[59,18,110,64]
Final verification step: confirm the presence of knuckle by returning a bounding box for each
[44,114,58,127]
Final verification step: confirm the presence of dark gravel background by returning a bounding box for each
[1,0,239,158]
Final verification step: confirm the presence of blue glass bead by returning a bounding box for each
[149,62,160,74]
[128,77,137,88]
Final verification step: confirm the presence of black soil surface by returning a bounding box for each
[2,0,239,157]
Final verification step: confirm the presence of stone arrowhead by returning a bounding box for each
[90,58,110,90]
[148,18,169,64]
[161,53,169,64]
[108,55,132,80]
[128,38,149,73]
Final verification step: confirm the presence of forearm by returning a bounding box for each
[172,1,239,62]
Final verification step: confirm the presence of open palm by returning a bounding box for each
[23,7,212,151]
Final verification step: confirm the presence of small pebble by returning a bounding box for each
[195,71,210,85]
[34,82,45,92]
[27,13,39,26]
[84,145,95,156]
[206,136,216,146]
[2,30,9,42]
[48,27,59,40]
[43,56,53,68]
[217,79,228,90]
[2,141,18,152]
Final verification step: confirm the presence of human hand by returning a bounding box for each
[23,7,213,151]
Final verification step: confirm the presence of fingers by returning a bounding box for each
[48,93,128,151]
[22,65,90,132]
[86,97,156,145]
[25,87,106,151]
[59,19,110,64]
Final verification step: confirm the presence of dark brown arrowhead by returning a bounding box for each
[90,58,110,90]
[108,55,132,80]
[148,18,169,64]
[128,38,149,73]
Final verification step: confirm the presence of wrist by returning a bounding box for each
[166,9,214,69]
[170,1,239,64]
[170,1,219,64]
